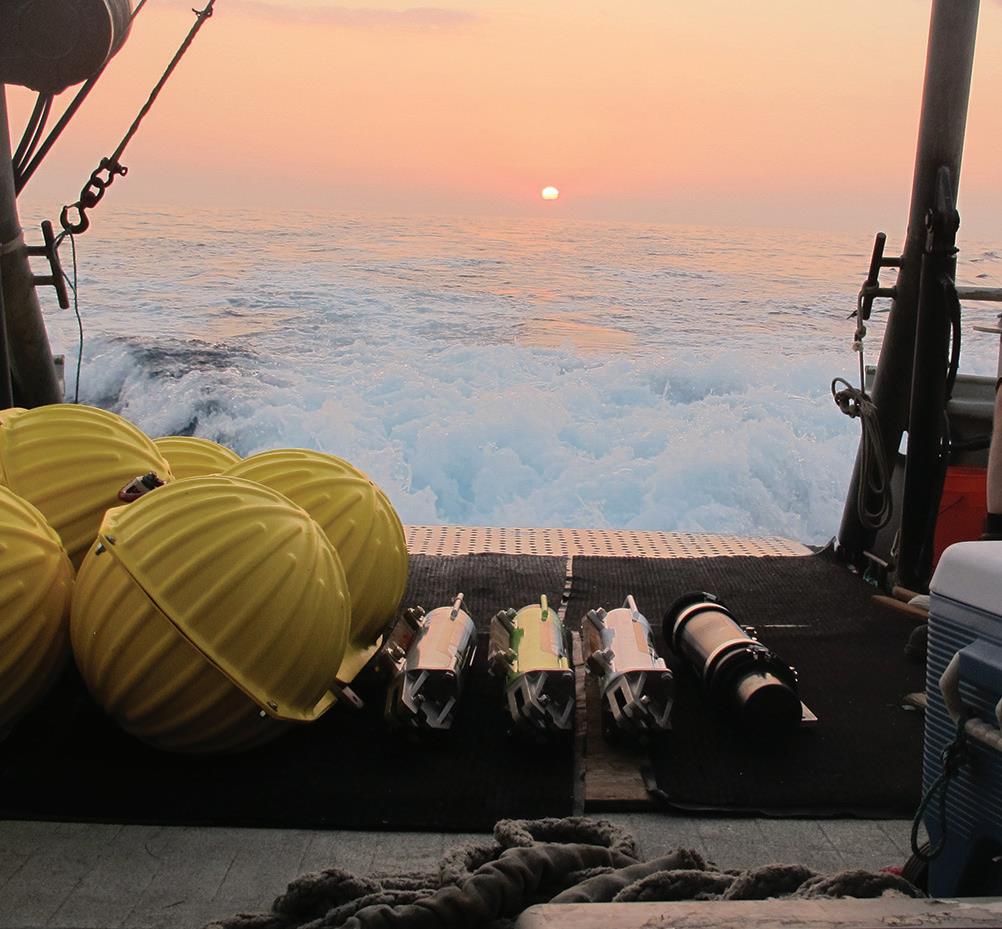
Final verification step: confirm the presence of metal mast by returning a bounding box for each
[0,85,62,407]
[837,0,980,578]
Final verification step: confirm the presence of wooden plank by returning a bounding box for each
[871,594,928,621]
[517,898,1002,929]
[572,630,587,814]
[903,691,928,711]
[582,672,658,810]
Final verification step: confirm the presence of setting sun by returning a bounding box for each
[541,186,560,201]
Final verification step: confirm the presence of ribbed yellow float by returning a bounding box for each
[225,449,408,681]
[154,435,240,479]
[0,404,173,568]
[0,407,26,424]
[70,475,351,753]
[0,486,74,734]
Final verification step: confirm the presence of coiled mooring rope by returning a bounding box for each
[832,377,893,530]
[204,816,922,929]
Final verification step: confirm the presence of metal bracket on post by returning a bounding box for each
[857,232,902,326]
[926,168,961,260]
[25,221,69,309]
[850,232,903,387]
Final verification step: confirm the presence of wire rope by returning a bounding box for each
[51,231,84,403]
[11,93,52,179]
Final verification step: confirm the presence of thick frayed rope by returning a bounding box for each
[493,816,637,859]
[796,869,922,899]
[612,869,734,902]
[550,849,710,904]
[723,863,817,900]
[439,843,499,888]
[204,816,922,929]
[274,872,382,923]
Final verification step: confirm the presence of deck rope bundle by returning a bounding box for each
[205,817,921,929]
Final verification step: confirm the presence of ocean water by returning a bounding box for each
[32,205,1002,544]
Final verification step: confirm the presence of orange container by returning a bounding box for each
[933,466,988,568]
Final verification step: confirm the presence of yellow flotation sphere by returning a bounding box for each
[0,404,173,568]
[0,407,27,425]
[225,449,408,681]
[70,475,350,753]
[154,435,241,479]
[0,486,74,734]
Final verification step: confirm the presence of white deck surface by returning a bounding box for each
[0,816,916,929]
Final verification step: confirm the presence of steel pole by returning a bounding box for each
[0,85,62,407]
[897,168,959,590]
[837,0,980,562]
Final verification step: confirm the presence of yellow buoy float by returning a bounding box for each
[0,407,27,425]
[0,404,173,568]
[70,475,351,753]
[0,486,74,734]
[154,435,241,479]
[225,449,408,682]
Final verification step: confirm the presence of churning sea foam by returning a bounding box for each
[33,205,1002,545]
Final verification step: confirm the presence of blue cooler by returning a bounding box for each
[925,541,1002,896]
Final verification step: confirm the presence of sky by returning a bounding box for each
[6,0,1002,235]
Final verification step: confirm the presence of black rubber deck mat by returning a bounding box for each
[566,552,926,817]
[404,553,568,629]
[0,555,571,832]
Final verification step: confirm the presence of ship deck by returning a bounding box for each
[0,527,924,929]
[0,814,915,929]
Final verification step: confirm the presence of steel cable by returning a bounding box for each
[11,93,52,180]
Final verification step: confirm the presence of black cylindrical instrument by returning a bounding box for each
[664,591,801,734]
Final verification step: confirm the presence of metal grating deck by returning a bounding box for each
[404,525,810,558]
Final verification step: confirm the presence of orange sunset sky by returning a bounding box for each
[7,0,1002,235]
